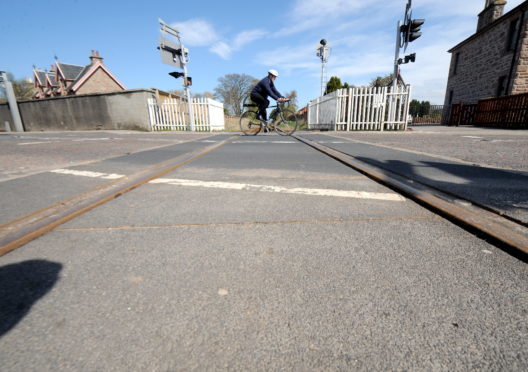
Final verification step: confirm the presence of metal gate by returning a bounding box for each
[147,97,225,131]
[307,85,411,131]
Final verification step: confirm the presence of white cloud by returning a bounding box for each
[233,30,267,49]
[171,19,219,46]
[210,42,231,60]
[171,18,266,60]
[209,29,267,60]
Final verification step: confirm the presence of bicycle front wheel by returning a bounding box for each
[274,109,299,136]
[240,110,262,136]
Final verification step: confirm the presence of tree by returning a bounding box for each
[1,73,34,101]
[193,91,215,99]
[419,101,431,117]
[13,79,34,100]
[325,76,342,94]
[369,73,394,88]
[409,99,421,117]
[284,90,298,112]
[214,73,258,116]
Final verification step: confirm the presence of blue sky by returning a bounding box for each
[1,0,524,105]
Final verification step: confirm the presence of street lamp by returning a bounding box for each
[316,39,330,96]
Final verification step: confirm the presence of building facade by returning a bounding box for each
[33,51,125,99]
[442,0,528,123]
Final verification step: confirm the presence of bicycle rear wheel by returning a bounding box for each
[240,110,262,136]
[274,109,298,136]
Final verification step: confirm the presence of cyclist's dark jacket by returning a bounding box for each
[251,76,283,101]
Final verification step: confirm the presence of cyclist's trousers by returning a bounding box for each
[250,92,269,121]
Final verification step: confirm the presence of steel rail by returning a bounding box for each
[0,136,237,256]
[293,134,528,256]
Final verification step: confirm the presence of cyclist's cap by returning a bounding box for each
[268,69,279,77]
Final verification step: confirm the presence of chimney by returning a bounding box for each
[89,50,104,65]
[477,0,507,32]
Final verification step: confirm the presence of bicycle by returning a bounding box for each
[239,100,299,136]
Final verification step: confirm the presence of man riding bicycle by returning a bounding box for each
[250,69,289,122]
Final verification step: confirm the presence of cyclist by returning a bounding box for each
[250,69,288,122]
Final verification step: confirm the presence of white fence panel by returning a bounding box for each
[148,97,225,132]
[307,90,339,130]
[307,85,411,131]
[207,98,225,131]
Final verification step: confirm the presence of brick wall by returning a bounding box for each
[442,6,528,124]
[76,68,124,95]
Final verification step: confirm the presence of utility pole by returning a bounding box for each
[0,71,24,132]
[158,19,194,131]
[393,21,402,90]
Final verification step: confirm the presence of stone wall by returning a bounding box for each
[0,102,12,131]
[442,5,528,124]
[512,13,528,93]
[0,89,156,131]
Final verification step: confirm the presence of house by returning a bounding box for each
[33,67,60,99]
[442,0,528,123]
[33,50,126,99]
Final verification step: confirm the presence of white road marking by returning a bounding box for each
[461,136,483,139]
[151,178,405,201]
[50,168,405,201]
[73,138,110,142]
[50,169,123,179]
[18,141,53,145]
[233,140,296,144]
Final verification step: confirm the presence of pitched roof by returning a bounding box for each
[46,72,58,87]
[69,65,90,89]
[69,61,126,92]
[56,62,84,80]
[34,70,47,86]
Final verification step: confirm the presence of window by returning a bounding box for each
[496,75,507,97]
[453,53,460,75]
[506,18,521,51]
[448,90,454,105]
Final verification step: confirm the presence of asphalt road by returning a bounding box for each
[0,129,527,371]
[301,129,528,224]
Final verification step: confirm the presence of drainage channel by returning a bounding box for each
[0,136,238,256]
[293,134,528,258]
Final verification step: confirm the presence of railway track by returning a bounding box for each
[1,133,527,259]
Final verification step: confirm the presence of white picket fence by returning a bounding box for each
[308,85,412,131]
[147,97,225,131]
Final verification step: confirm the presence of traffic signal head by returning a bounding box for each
[186,77,192,86]
[407,19,424,43]
[169,71,185,79]
[404,53,416,63]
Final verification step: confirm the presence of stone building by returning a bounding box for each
[442,0,528,123]
[33,51,126,99]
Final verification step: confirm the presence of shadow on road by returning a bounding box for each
[354,156,528,222]
[0,260,62,337]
